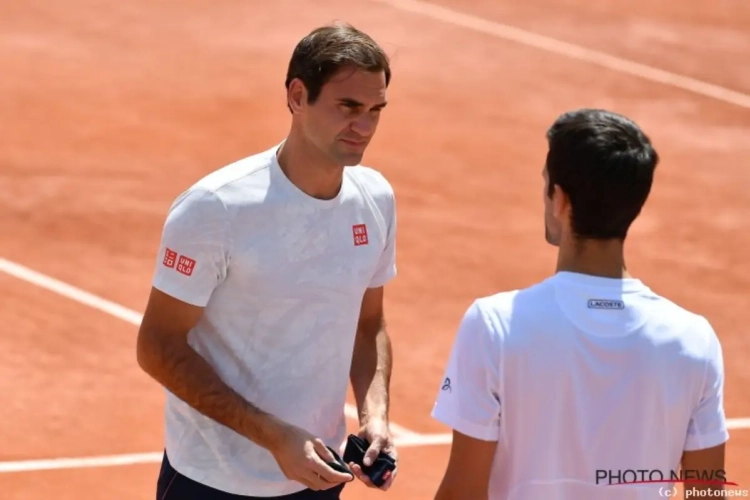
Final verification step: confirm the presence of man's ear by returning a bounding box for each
[287,78,307,114]
[551,184,569,222]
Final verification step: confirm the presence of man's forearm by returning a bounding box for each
[138,334,285,450]
[350,322,392,424]
[435,483,488,500]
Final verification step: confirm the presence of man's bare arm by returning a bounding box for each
[350,286,392,425]
[434,430,497,500]
[136,287,286,450]
[680,443,726,497]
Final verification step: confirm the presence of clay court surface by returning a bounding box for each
[2,0,750,498]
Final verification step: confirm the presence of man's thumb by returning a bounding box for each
[313,439,335,463]
[363,441,381,467]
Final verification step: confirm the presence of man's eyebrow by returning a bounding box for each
[338,98,363,107]
[338,98,388,110]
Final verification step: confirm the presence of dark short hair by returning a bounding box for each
[284,22,391,111]
[545,108,659,240]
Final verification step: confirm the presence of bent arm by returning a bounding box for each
[431,300,502,499]
[136,287,286,450]
[350,286,392,425]
[351,184,398,426]
[434,431,496,500]
[138,186,288,451]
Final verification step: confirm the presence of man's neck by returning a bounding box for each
[276,133,344,201]
[555,235,632,279]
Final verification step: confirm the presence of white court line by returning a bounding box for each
[0,257,421,438]
[0,453,164,474]
[368,0,750,110]
[6,3,747,475]
[0,433,452,474]
[6,418,750,473]
[2,256,749,474]
[728,418,750,430]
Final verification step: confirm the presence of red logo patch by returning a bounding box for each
[176,255,196,276]
[163,248,177,268]
[353,224,368,246]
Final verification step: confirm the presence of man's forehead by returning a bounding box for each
[324,69,387,98]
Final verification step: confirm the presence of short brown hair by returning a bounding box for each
[285,22,391,110]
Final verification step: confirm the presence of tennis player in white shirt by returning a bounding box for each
[431,108,728,500]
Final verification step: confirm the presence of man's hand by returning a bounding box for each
[348,418,398,491]
[269,423,354,491]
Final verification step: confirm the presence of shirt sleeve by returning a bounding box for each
[684,319,729,451]
[368,189,397,288]
[431,300,502,442]
[151,186,232,307]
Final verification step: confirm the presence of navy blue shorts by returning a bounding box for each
[156,451,346,500]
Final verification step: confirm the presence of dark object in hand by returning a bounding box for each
[342,434,396,487]
[325,446,353,478]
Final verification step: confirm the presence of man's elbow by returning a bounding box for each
[136,326,164,378]
[356,314,385,338]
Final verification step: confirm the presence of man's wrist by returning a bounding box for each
[240,408,288,452]
[359,404,389,427]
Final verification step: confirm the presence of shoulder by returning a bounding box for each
[345,165,395,200]
[455,291,520,347]
[165,184,227,225]
[645,297,724,390]
[470,279,553,332]
[473,290,522,320]
[345,166,396,230]
[169,147,277,214]
[195,148,276,203]
[647,295,720,354]
[456,279,559,351]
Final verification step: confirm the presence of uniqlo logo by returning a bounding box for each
[162,248,177,268]
[176,255,196,276]
[352,224,368,246]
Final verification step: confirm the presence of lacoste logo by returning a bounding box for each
[587,299,625,310]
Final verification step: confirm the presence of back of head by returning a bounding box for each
[545,109,660,240]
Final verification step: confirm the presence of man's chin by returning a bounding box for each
[333,151,365,167]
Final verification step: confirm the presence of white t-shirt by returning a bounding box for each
[432,271,728,500]
[150,144,397,496]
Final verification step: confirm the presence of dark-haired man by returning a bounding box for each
[137,22,397,499]
[431,109,728,500]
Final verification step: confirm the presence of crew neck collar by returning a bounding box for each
[269,141,345,208]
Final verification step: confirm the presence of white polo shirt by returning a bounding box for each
[150,144,397,496]
[432,271,728,500]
